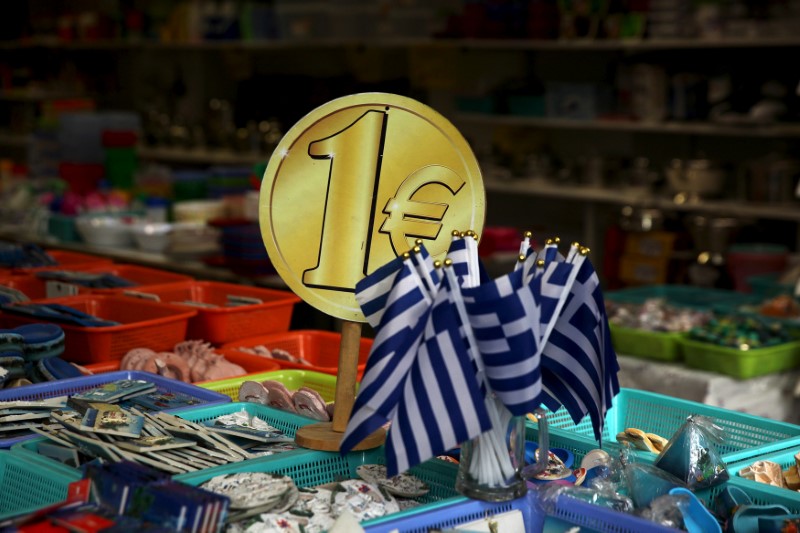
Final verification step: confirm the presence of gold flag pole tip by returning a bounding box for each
[524,231,533,239]
[536,259,545,267]
[580,247,590,255]
[518,254,526,262]
[443,258,453,267]
[452,229,462,237]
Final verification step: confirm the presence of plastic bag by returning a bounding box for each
[636,494,686,530]
[622,446,687,508]
[533,481,634,515]
[654,415,729,490]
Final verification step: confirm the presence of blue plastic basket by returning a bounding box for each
[0,450,82,521]
[0,370,230,448]
[532,388,800,465]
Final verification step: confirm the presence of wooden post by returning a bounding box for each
[294,320,385,451]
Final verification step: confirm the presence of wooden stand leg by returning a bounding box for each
[295,320,386,451]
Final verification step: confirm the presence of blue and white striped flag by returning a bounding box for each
[409,245,440,298]
[355,254,405,330]
[461,267,543,416]
[385,273,492,476]
[341,256,432,455]
[538,254,620,442]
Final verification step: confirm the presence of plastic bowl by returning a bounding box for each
[75,215,138,248]
[130,222,172,253]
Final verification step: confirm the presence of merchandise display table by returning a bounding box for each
[617,354,800,424]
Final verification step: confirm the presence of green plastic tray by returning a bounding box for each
[534,388,800,465]
[680,337,800,379]
[12,402,316,475]
[199,369,339,403]
[0,450,82,520]
[609,323,685,361]
[175,447,463,529]
[720,447,800,509]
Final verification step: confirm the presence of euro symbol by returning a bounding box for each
[379,165,465,255]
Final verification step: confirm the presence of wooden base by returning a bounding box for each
[294,422,386,452]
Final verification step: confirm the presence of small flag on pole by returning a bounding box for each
[355,254,405,330]
[341,257,432,455]
[384,273,492,476]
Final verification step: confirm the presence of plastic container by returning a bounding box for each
[103,130,138,190]
[9,250,113,274]
[534,388,800,465]
[605,284,755,310]
[727,244,789,293]
[722,448,800,510]
[747,272,795,298]
[12,402,311,474]
[175,447,462,527]
[0,294,197,363]
[609,323,685,361]
[121,281,299,344]
[0,370,229,448]
[198,369,339,402]
[0,450,82,521]
[220,329,373,378]
[680,337,800,379]
[81,351,281,382]
[1,264,193,299]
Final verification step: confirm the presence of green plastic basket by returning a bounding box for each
[719,447,800,509]
[535,388,800,465]
[12,401,316,475]
[175,448,463,528]
[680,337,800,379]
[0,450,82,520]
[609,323,685,361]
[198,369,340,402]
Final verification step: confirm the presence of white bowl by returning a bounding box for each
[130,222,173,253]
[75,215,136,248]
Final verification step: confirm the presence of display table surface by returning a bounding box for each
[617,354,800,425]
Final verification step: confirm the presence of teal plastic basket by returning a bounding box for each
[175,448,462,528]
[721,447,800,509]
[534,388,800,465]
[606,285,756,310]
[0,450,82,521]
[11,402,316,475]
[748,272,795,298]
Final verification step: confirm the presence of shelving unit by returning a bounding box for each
[137,146,265,166]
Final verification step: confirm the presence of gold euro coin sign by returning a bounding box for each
[260,93,485,321]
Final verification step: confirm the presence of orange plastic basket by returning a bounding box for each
[0,294,197,363]
[119,281,300,345]
[10,250,114,273]
[80,350,281,381]
[220,329,373,379]
[0,264,194,299]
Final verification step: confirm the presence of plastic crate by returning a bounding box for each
[12,401,313,474]
[9,249,113,273]
[2,264,194,299]
[718,447,800,510]
[0,294,197,363]
[748,272,795,298]
[535,388,800,465]
[198,368,339,402]
[120,281,300,344]
[220,329,373,378]
[605,285,756,310]
[680,337,800,379]
[80,351,282,382]
[0,370,229,448]
[175,447,463,528]
[609,323,685,361]
[0,450,82,521]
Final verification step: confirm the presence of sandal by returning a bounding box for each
[624,428,661,453]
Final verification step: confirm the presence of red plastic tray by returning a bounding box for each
[0,294,197,363]
[220,329,373,379]
[119,280,299,344]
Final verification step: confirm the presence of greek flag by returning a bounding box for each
[355,254,405,330]
[409,245,440,298]
[385,273,491,476]
[539,255,620,442]
[341,257,432,455]
[461,267,543,416]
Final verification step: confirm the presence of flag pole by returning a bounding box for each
[295,320,386,451]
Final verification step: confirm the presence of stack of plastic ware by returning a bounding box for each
[200,368,339,402]
[211,218,275,276]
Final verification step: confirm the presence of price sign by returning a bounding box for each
[260,93,485,321]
